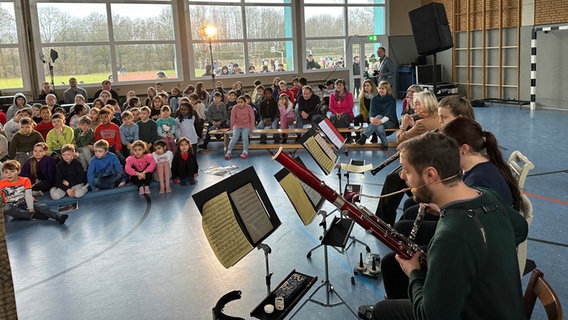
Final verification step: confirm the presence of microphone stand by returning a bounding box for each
[256,243,273,295]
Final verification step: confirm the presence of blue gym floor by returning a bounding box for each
[5,103,567,320]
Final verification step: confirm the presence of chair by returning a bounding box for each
[508,150,535,191]
[508,151,536,276]
[516,194,533,276]
[523,269,563,320]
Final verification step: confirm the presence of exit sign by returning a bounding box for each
[368,35,379,41]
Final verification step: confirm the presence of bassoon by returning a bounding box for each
[272,148,426,268]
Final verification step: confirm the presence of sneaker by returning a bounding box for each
[57,214,69,225]
[224,153,231,160]
[139,186,145,195]
[356,137,367,145]
[381,144,389,151]
[173,178,181,184]
[240,153,247,159]
[370,136,378,143]
[144,186,151,194]
[189,177,196,185]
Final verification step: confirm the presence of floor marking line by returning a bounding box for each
[523,192,568,206]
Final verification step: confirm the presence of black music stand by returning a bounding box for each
[290,211,357,319]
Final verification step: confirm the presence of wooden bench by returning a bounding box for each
[209,127,397,151]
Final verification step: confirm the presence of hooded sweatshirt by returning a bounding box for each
[6,93,32,121]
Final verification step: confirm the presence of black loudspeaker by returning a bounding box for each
[409,3,453,56]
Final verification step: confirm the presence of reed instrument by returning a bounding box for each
[272,148,426,268]
[370,152,400,176]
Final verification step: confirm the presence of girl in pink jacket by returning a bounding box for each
[225,96,255,160]
[125,140,157,195]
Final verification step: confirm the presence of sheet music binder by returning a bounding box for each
[298,127,338,175]
[192,167,281,268]
[274,156,325,226]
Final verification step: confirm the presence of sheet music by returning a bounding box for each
[298,180,323,210]
[314,133,337,164]
[229,183,273,244]
[318,118,345,149]
[278,173,318,225]
[340,163,373,173]
[201,192,253,268]
[304,137,336,174]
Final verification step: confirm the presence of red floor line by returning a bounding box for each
[523,192,568,206]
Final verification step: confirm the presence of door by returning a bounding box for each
[346,35,388,100]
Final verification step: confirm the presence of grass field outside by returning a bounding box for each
[0,69,178,91]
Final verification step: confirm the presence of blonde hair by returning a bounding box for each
[414,91,438,114]
[378,81,392,95]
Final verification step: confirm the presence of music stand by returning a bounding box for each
[289,211,358,319]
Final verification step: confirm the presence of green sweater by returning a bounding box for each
[8,130,44,159]
[46,125,74,153]
[408,188,528,320]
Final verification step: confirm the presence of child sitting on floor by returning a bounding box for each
[87,139,126,191]
[152,140,173,193]
[0,160,68,224]
[50,144,88,200]
[125,140,156,195]
[172,137,198,185]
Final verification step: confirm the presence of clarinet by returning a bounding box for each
[409,203,427,241]
[272,148,426,267]
[370,151,400,176]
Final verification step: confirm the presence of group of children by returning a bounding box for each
[0,89,203,225]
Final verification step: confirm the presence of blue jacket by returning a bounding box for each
[369,94,397,125]
[87,152,125,190]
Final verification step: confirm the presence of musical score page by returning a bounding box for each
[318,117,345,149]
[229,183,273,244]
[340,163,373,173]
[278,173,318,225]
[201,192,253,268]
[314,134,337,164]
[304,137,336,174]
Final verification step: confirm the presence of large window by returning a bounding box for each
[0,1,24,89]
[33,1,177,87]
[303,0,386,71]
[188,0,294,78]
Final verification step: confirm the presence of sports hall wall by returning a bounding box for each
[423,0,568,110]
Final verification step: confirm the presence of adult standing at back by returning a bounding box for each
[371,47,394,86]
[93,80,120,101]
[64,77,88,104]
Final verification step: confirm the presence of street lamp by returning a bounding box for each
[201,25,218,88]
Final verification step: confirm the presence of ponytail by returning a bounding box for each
[483,131,521,211]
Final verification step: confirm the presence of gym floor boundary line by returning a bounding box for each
[15,195,152,294]
[523,192,568,206]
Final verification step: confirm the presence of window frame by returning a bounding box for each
[29,0,182,88]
